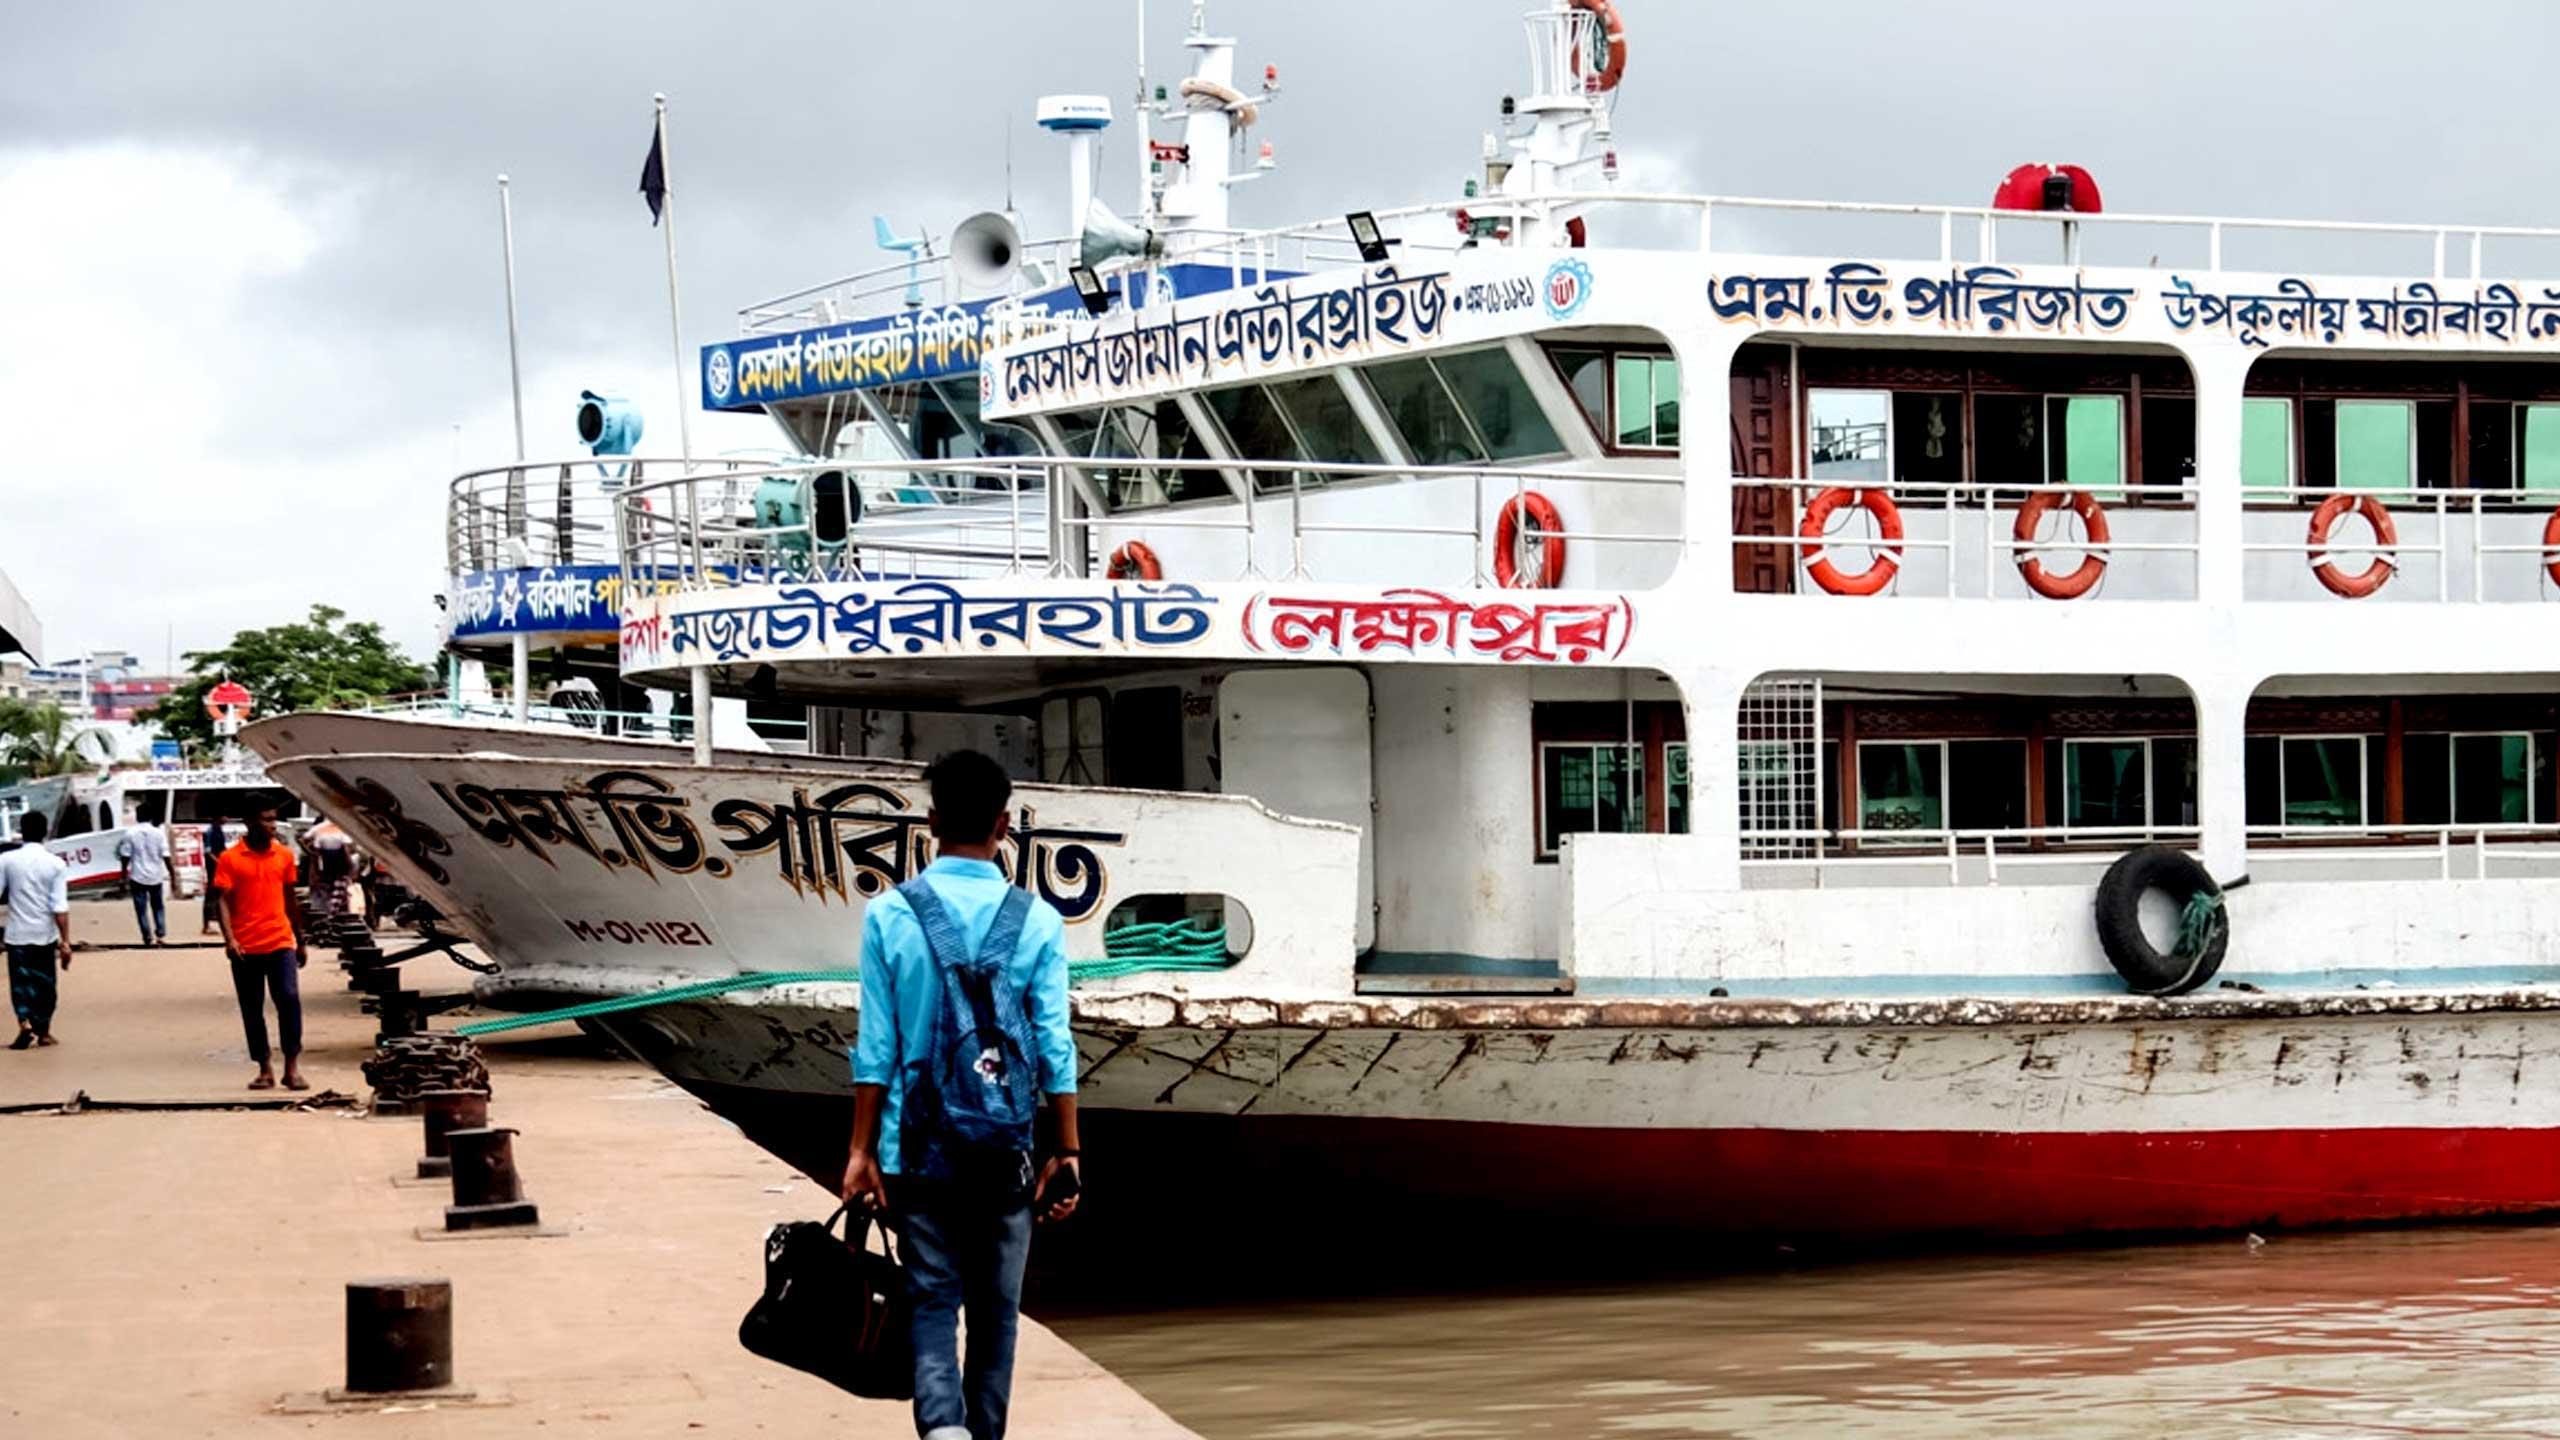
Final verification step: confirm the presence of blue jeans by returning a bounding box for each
[129,882,166,942]
[895,1186,1033,1440]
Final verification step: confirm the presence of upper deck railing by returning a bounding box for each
[611,456,1682,590]
[736,189,2560,348]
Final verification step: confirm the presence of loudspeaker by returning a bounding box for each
[951,211,1025,294]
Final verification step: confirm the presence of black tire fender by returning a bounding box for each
[2093,844,2229,996]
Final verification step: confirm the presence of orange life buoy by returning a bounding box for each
[2306,493,2397,599]
[1494,492,1568,589]
[1106,541,1162,581]
[2014,490,2112,600]
[1569,0,1629,93]
[2543,507,2560,587]
[1799,487,1905,597]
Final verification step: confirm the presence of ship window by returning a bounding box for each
[2062,739,2149,829]
[2407,732,2536,826]
[1665,742,1690,836]
[1538,741,1644,857]
[1551,347,1608,436]
[1612,354,1680,450]
[1203,384,1299,494]
[2522,405,2560,492]
[1064,402,1220,510]
[1264,372,1384,491]
[2247,735,2367,829]
[1856,740,1944,839]
[2243,398,2294,491]
[1434,347,1565,460]
[1809,390,1889,486]
[1362,358,1488,465]
[2335,400,2414,493]
[1947,739,2027,832]
[1892,392,1963,491]
[1974,394,2125,501]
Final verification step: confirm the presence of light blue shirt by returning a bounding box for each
[851,857,1076,1175]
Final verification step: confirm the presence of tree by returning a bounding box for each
[143,605,435,752]
[0,699,114,781]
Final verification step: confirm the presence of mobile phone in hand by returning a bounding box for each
[1040,1161,1081,1209]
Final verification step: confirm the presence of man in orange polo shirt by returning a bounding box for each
[213,806,309,1091]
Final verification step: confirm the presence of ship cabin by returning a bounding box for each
[591,190,2560,1004]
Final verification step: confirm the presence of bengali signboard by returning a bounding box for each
[448,565,698,643]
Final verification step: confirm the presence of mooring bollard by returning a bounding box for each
[443,1126,541,1230]
[343,1278,455,1395]
[415,1089,490,1179]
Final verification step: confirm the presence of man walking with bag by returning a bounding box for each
[842,750,1081,1440]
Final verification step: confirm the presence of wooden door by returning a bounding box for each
[1729,346,1796,594]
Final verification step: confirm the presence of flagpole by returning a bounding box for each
[653,93,694,463]
[497,175,527,464]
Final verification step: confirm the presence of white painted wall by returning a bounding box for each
[1370,666,1552,963]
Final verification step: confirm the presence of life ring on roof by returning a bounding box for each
[1569,0,1629,93]
[1494,491,1567,588]
[1799,487,1904,597]
[2306,493,2397,598]
[2014,489,2112,600]
[2542,507,2560,587]
[1177,77,1259,130]
[1107,541,1162,581]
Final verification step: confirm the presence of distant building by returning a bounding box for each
[23,651,181,721]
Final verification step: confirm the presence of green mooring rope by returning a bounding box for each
[453,919,1241,1037]
[2173,889,2227,961]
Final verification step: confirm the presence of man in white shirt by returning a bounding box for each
[118,823,171,947]
[0,811,73,1049]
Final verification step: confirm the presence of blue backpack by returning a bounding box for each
[896,878,1041,1188]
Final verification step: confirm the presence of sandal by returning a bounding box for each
[7,1031,31,1052]
[283,1075,310,1092]
[247,1074,276,1091]
[34,1033,56,1047]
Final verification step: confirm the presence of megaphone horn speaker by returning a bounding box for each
[1079,199,1162,270]
[951,210,1026,293]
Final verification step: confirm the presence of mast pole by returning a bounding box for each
[654,94,695,463]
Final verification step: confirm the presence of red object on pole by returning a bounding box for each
[1992,163,2103,214]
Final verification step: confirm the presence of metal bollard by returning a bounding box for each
[343,1278,455,1395]
[443,1126,541,1230]
[414,1089,489,1179]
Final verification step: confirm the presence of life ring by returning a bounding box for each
[1494,492,1567,589]
[2014,489,2112,600]
[1799,487,1904,597]
[1568,0,1629,93]
[2543,507,2560,586]
[1106,541,1162,581]
[2305,493,2397,599]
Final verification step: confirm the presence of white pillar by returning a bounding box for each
[1685,670,1745,892]
[690,666,713,766]
[510,634,530,722]
[2189,348,2251,612]
[2195,677,2252,882]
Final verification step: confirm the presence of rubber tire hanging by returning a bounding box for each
[2092,845,2229,997]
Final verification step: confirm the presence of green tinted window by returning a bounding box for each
[1265,373,1383,485]
[1363,359,1487,465]
[1612,355,1679,449]
[2523,405,2560,492]
[2242,398,2293,491]
[2281,736,2365,827]
[2049,396,2124,501]
[1540,744,1644,855]
[2336,401,2413,493]
[1857,742,1943,835]
[2063,740,2148,826]
[1433,347,1564,460]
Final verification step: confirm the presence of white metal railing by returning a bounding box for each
[742,189,2560,340]
[1738,477,2204,601]
[1742,824,2200,888]
[1737,820,2560,888]
[2242,822,2560,880]
[362,696,811,742]
[614,455,1685,591]
[447,457,761,575]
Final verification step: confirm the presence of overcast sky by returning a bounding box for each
[6,0,2559,668]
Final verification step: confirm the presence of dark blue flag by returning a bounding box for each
[639,126,666,225]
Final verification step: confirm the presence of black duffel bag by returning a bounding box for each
[738,1204,915,1400]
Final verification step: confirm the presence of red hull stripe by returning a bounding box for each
[653,1069,2560,1240]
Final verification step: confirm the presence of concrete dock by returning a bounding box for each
[0,903,1199,1439]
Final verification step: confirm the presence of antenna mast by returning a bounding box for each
[1134,0,1150,220]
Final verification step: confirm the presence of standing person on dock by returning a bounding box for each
[118,822,170,947]
[213,805,309,1091]
[0,811,72,1049]
[842,749,1082,1440]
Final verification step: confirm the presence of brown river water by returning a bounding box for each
[1050,1224,2560,1438]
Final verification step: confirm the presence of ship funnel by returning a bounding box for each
[950,210,1026,295]
[1078,199,1162,270]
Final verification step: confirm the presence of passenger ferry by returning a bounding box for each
[251,0,2560,1247]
